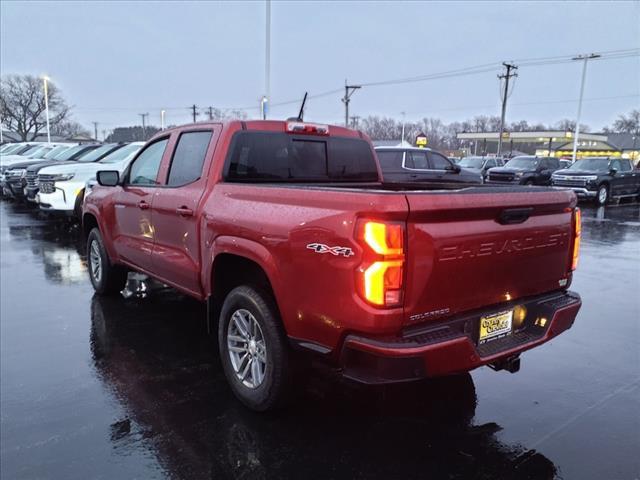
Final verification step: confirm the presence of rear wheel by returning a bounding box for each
[524,179,535,186]
[596,184,609,206]
[87,228,127,295]
[218,285,291,411]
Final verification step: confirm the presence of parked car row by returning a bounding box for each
[1,141,144,217]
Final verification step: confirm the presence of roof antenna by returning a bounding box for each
[286,92,308,122]
[297,92,308,121]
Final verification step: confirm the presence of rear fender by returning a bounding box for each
[203,235,282,306]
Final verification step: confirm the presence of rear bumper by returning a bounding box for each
[339,290,581,384]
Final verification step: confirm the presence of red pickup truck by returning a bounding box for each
[83,120,582,411]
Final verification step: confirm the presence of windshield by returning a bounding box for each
[569,158,610,171]
[24,146,48,158]
[53,145,91,161]
[505,157,539,169]
[77,144,119,162]
[1,144,19,154]
[458,157,485,168]
[20,145,42,156]
[99,143,143,164]
[42,145,70,159]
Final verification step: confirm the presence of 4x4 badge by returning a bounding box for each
[307,243,354,257]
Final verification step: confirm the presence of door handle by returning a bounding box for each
[138,200,150,210]
[176,206,194,217]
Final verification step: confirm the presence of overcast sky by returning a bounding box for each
[1,0,639,134]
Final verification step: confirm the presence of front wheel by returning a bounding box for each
[87,228,128,295]
[218,285,291,411]
[596,184,609,206]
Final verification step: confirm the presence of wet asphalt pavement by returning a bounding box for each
[1,200,639,480]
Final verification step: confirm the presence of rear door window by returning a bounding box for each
[167,131,213,186]
[225,132,378,182]
[406,151,429,169]
[428,152,452,170]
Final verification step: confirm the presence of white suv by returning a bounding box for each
[37,142,145,217]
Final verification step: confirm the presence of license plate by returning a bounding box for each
[479,310,513,344]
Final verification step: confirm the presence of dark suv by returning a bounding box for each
[551,157,640,205]
[486,156,561,186]
[375,147,482,186]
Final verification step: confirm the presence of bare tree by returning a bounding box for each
[51,120,90,138]
[555,118,590,133]
[610,109,640,135]
[0,74,70,141]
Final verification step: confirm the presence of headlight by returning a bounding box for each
[515,172,524,177]
[584,175,598,181]
[10,169,26,177]
[52,173,75,181]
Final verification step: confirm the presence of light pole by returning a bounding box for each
[160,110,166,130]
[43,76,51,144]
[401,111,406,145]
[263,0,271,119]
[571,53,601,162]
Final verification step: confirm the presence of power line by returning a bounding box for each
[71,48,639,117]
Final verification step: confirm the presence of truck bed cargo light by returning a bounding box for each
[285,122,329,135]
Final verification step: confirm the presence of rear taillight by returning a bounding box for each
[571,207,581,271]
[357,220,405,307]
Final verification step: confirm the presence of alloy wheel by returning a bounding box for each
[598,186,608,204]
[227,309,267,389]
[89,240,102,284]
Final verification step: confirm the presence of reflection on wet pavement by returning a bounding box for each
[1,200,639,479]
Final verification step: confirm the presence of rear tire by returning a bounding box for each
[524,179,535,186]
[87,227,127,295]
[596,184,609,206]
[218,285,291,411]
[74,189,85,221]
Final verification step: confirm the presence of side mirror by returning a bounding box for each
[448,164,461,173]
[609,168,618,176]
[97,170,119,186]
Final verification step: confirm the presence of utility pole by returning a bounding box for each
[496,62,518,156]
[160,110,166,130]
[207,106,214,120]
[342,81,361,127]
[400,111,406,145]
[190,105,199,123]
[138,113,149,140]
[92,122,99,142]
[571,53,601,162]
[349,115,360,129]
[102,129,107,142]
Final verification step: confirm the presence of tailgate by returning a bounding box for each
[403,188,576,325]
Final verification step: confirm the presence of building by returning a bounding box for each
[456,131,639,161]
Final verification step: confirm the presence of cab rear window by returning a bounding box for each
[225,132,378,182]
